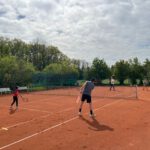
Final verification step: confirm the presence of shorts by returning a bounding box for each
[13,96,18,101]
[81,94,91,103]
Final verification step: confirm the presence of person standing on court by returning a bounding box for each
[10,86,22,110]
[143,78,149,91]
[110,76,115,91]
[78,78,95,117]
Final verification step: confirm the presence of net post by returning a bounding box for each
[135,85,138,99]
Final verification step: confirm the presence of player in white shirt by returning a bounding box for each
[110,76,115,91]
[143,78,149,91]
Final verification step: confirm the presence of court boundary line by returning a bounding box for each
[0,98,111,130]
[21,107,51,113]
[1,105,51,114]
[0,96,127,131]
[3,107,74,130]
[1,96,75,113]
[0,100,122,150]
[25,97,66,106]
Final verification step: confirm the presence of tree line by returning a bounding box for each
[0,37,150,87]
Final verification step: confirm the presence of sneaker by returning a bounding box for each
[78,112,82,116]
[89,113,96,117]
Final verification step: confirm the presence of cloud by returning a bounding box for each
[0,0,150,65]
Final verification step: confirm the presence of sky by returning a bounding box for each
[0,0,150,65]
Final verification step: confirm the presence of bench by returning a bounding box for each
[0,88,11,94]
[18,86,28,91]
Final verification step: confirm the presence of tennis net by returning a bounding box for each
[28,86,138,99]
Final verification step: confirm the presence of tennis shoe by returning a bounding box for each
[89,113,96,117]
[78,112,82,116]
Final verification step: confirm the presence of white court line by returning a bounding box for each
[2,107,74,130]
[0,98,115,130]
[1,97,101,130]
[21,107,50,113]
[26,97,64,106]
[5,114,51,129]
[15,95,75,113]
[19,96,78,112]
[0,100,122,150]
[1,96,119,131]
[94,100,121,111]
[1,105,51,114]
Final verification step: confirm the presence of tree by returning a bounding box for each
[44,62,79,76]
[28,43,70,70]
[90,58,110,83]
[143,59,150,83]
[43,62,79,86]
[0,37,71,71]
[0,56,18,86]
[113,60,130,85]
[128,58,143,85]
[16,60,35,85]
[0,56,35,87]
[71,59,89,80]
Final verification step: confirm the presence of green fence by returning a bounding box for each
[31,72,78,89]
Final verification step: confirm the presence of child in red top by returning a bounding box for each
[10,86,20,109]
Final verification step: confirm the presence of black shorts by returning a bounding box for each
[81,94,91,103]
[13,96,18,101]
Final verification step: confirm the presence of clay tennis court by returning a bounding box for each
[0,86,150,150]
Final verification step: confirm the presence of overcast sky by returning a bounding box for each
[0,0,150,65]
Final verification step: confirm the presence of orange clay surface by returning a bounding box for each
[0,86,150,150]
